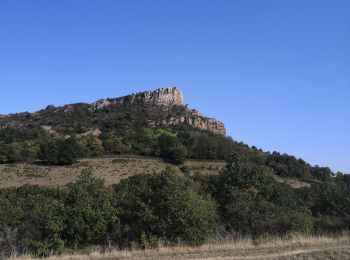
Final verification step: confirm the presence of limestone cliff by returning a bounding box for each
[91,87,184,110]
[90,87,226,135]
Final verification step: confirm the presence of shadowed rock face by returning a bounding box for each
[0,87,227,136]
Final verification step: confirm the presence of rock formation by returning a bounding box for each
[0,87,227,136]
[91,87,184,109]
[91,87,226,136]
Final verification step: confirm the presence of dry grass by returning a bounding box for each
[0,155,313,189]
[14,234,350,260]
[275,176,315,188]
[0,155,226,188]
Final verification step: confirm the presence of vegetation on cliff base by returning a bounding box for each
[0,126,338,181]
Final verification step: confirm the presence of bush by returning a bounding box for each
[113,168,217,247]
[214,153,313,237]
[157,132,187,164]
[103,134,128,155]
[38,137,81,165]
[63,169,113,247]
[20,194,65,256]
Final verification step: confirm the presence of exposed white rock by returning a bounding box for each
[90,87,184,110]
[90,99,111,110]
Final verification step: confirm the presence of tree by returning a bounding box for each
[192,133,218,159]
[103,133,128,155]
[79,136,104,157]
[38,137,60,164]
[311,166,333,181]
[21,195,65,256]
[57,137,81,165]
[113,168,217,247]
[38,137,80,165]
[63,169,113,247]
[157,132,187,164]
[213,153,313,236]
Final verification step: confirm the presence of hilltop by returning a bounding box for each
[0,87,339,181]
[0,87,226,137]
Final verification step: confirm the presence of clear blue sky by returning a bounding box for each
[1,0,349,173]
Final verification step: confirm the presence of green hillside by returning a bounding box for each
[0,90,349,258]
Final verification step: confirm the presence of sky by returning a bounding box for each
[0,0,349,173]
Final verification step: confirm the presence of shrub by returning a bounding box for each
[38,137,81,165]
[113,168,217,247]
[157,132,187,164]
[63,169,113,247]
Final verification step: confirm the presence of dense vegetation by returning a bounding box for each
[0,126,338,181]
[0,156,349,258]
[0,111,348,257]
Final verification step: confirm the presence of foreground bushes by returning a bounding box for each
[0,168,217,257]
[113,168,216,247]
[0,157,349,257]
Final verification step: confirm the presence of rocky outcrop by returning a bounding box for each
[156,109,226,136]
[91,87,184,110]
[1,87,227,136]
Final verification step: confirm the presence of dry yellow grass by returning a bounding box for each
[0,155,226,188]
[14,234,350,260]
[275,176,315,188]
[0,155,313,189]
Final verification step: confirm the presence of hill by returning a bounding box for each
[0,87,349,259]
[0,87,339,181]
[0,87,225,137]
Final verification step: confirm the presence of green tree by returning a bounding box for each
[38,137,60,164]
[38,137,80,165]
[103,133,128,155]
[157,132,187,164]
[113,168,217,247]
[57,137,81,165]
[21,194,65,256]
[63,169,113,247]
[214,153,313,236]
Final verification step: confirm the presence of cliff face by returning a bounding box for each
[91,87,226,136]
[0,87,227,136]
[118,87,184,106]
[156,109,226,136]
[91,87,184,110]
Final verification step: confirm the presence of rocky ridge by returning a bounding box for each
[90,87,226,135]
[0,87,226,136]
[91,87,184,109]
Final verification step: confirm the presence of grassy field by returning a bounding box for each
[15,234,350,260]
[0,155,225,188]
[0,155,314,189]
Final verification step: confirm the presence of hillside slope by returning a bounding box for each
[0,87,339,182]
[0,87,226,136]
[1,88,349,258]
[0,155,225,188]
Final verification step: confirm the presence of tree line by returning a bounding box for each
[0,126,338,181]
[1,154,349,257]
